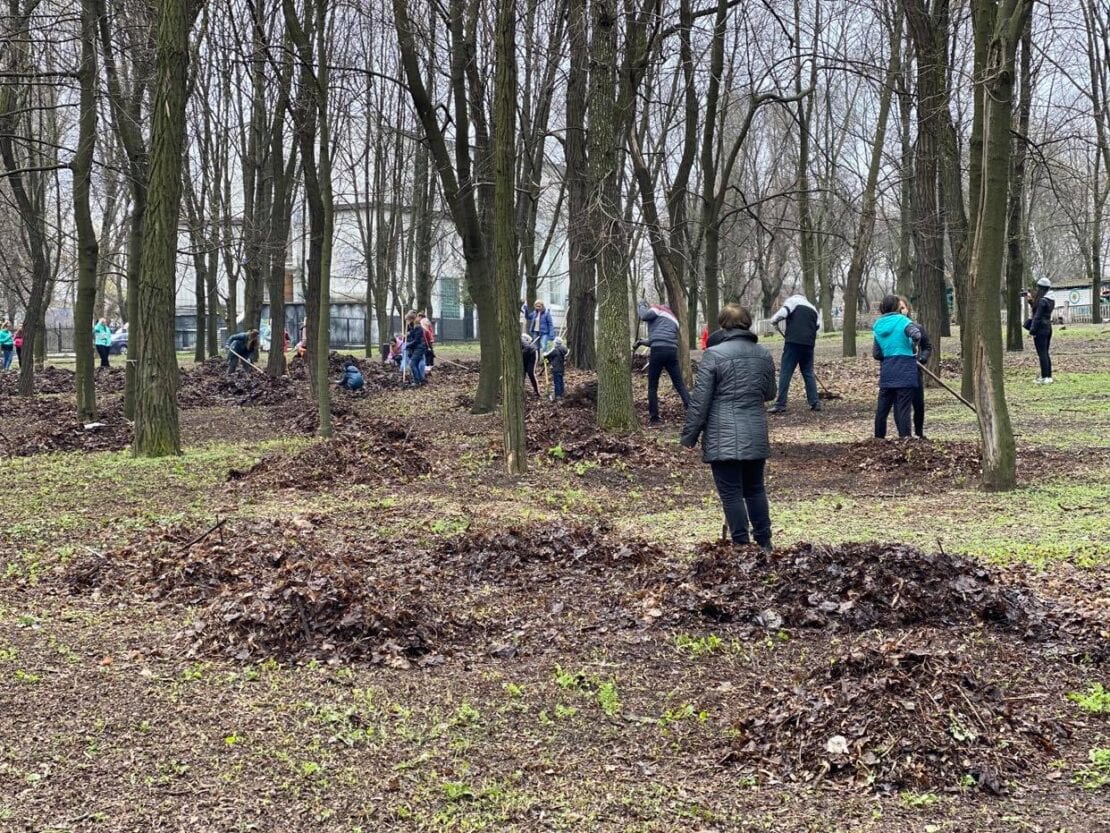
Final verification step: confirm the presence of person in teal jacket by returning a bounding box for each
[0,321,14,371]
[871,294,925,439]
[93,318,113,368]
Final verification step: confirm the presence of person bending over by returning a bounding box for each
[521,334,540,397]
[768,292,821,413]
[337,359,364,392]
[637,299,690,425]
[681,303,777,553]
[226,329,260,373]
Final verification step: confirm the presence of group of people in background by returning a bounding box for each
[382,311,436,387]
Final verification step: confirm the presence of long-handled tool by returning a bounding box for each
[917,361,976,413]
[228,347,267,376]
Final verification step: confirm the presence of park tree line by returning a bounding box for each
[1,0,1107,488]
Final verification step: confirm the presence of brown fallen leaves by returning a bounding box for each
[62,521,1106,794]
[726,636,1064,793]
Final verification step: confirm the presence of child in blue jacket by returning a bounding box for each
[337,359,364,392]
[872,294,926,439]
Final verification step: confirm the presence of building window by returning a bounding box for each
[440,277,461,318]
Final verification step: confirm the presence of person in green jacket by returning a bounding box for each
[93,318,113,368]
[0,321,14,371]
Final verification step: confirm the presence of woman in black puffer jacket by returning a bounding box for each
[1024,277,1056,384]
[681,303,778,552]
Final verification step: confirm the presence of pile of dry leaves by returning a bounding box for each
[0,365,127,396]
[1,397,131,457]
[65,518,438,664]
[671,541,1045,633]
[228,416,430,487]
[177,358,299,407]
[726,636,1065,793]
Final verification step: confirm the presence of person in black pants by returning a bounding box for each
[872,294,926,439]
[521,334,539,397]
[681,303,777,552]
[898,296,932,438]
[1024,277,1056,384]
[637,300,690,424]
[767,293,821,413]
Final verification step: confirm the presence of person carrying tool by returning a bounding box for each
[1024,277,1056,384]
[543,337,569,401]
[337,359,364,392]
[521,334,540,397]
[872,295,926,439]
[898,296,932,439]
[521,300,555,353]
[681,303,777,553]
[404,313,427,387]
[767,292,821,413]
[637,299,690,425]
[226,329,260,373]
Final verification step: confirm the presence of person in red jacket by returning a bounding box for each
[699,325,709,351]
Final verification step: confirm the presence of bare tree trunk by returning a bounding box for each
[590,0,635,432]
[896,39,914,300]
[565,0,595,370]
[134,0,198,457]
[1005,10,1032,349]
[967,0,1029,491]
[795,0,819,302]
[74,0,100,421]
[903,0,948,373]
[844,3,902,357]
[392,0,500,413]
[494,0,526,473]
[95,0,152,417]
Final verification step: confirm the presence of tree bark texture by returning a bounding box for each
[590,0,636,433]
[74,0,100,421]
[903,0,948,373]
[1005,10,1032,349]
[565,0,596,369]
[494,0,527,473]
[967,0,1029,491]
[133,0,198,457]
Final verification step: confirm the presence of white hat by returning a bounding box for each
[1036,277,1051,288]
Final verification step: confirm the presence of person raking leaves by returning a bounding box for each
[637,298,690,424]
[226,329,260,374]
[871,295,926,439]
[543,337,569,401]
[767,292,821,413]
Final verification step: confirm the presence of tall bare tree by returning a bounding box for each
[133,0,201,456]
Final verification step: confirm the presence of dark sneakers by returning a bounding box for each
[768,404,786,414]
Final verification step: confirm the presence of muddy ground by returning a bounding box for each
[1,332,1109,831]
